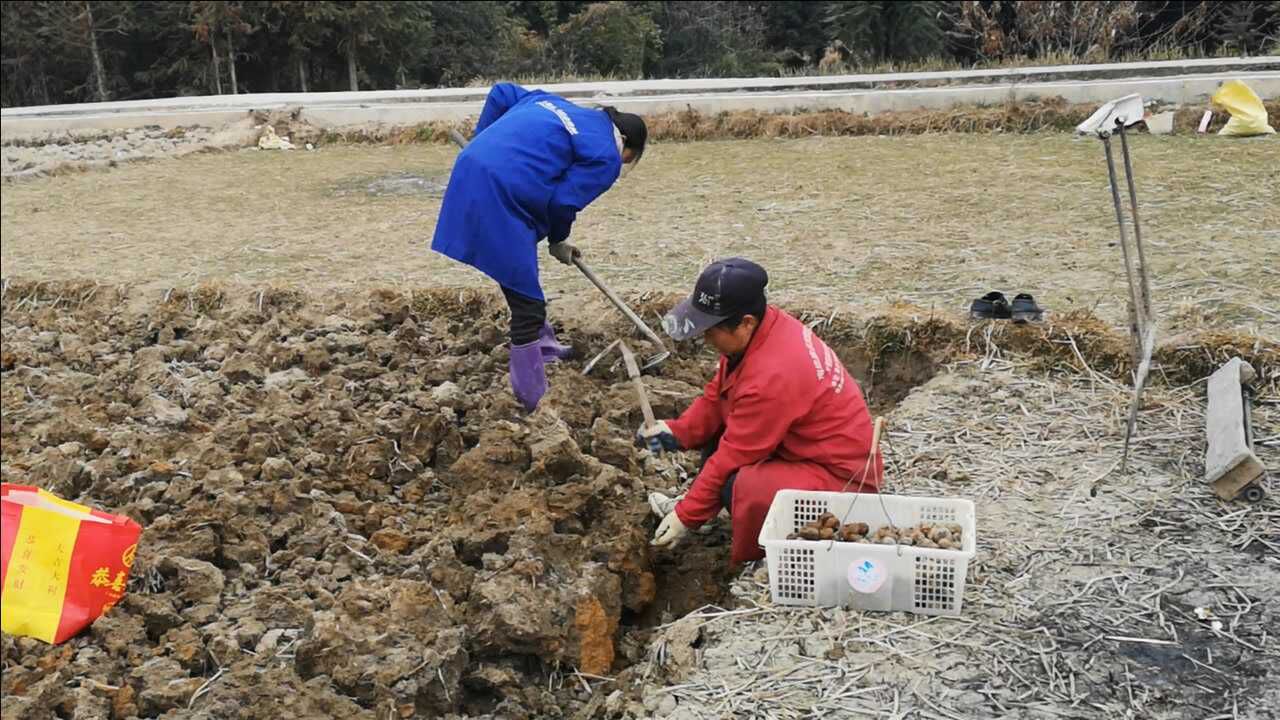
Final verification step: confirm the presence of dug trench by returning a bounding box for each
[1,280,1273,718]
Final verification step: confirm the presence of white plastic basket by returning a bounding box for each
[758,490,977,616]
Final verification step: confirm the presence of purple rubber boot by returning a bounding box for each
[537,321,575,362]
[509,340,547,412]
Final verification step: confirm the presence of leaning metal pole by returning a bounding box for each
[1092,118,1159,491]
[1101,132,1145,362]
[1117,124,1154,324]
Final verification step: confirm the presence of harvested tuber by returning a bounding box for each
[788,518,964,550]
[836,525,865,542]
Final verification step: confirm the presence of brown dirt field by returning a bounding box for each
[2,133,1276,339]
[2,282,1276,719]
[0,283,736,719]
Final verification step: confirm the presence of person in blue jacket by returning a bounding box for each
[432,83,646,411]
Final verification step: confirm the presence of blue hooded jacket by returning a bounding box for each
[431,83,623,300]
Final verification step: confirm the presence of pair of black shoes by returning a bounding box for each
[970,292,1043,323]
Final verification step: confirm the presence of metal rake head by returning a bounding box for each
[640,350,671,371]
[582,340,668,375]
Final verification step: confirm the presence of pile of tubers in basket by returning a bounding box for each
[786,512,963,550]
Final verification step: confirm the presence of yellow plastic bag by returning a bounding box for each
[1211,80,1275,137]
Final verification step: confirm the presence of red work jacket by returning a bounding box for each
[666,306,881,564]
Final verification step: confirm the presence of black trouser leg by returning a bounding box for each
[719,472,738,513]
[700,430,737,513]
[501,285,546,345]
[699,431,723,465]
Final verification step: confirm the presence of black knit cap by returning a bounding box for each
[602,106,647,163]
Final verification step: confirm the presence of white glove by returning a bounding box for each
[548,241,581,265]
[652,510,688,548]
[648,492,682,518]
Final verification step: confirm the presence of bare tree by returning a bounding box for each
[209,30,223,93]
[945,1,1142,62]
[225,26,238,93]
[83,2,110,100]
[346,29,359,90]
[34,1,129,102]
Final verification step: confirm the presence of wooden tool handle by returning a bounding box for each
[635,377,657,429]
[573,258,667,350]
[619,342,657,429]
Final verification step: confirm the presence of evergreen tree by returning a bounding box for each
[1,2,52,105]
[0,1,1264,107]
[759,0,828,66]
[824,1,945,63]
[423,1,523,87]
[651,1,771,77]
[549,2,660,78]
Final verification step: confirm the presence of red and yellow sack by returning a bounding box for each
[1,484,143,644]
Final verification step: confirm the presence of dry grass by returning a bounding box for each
[1,133,1276,340]
[248,99,1280,146]
[646,98,1094,138]
[640,100,1278,141]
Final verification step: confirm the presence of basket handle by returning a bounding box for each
[869,417,884,461]
[840,416,884,494]
[832,416,904,555]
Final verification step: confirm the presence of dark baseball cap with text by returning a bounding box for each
[662,258,768,341]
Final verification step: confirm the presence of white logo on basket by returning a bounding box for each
[849,558,887,593]
[537,100,578,135]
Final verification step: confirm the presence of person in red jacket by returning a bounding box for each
[639,258,882,565]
